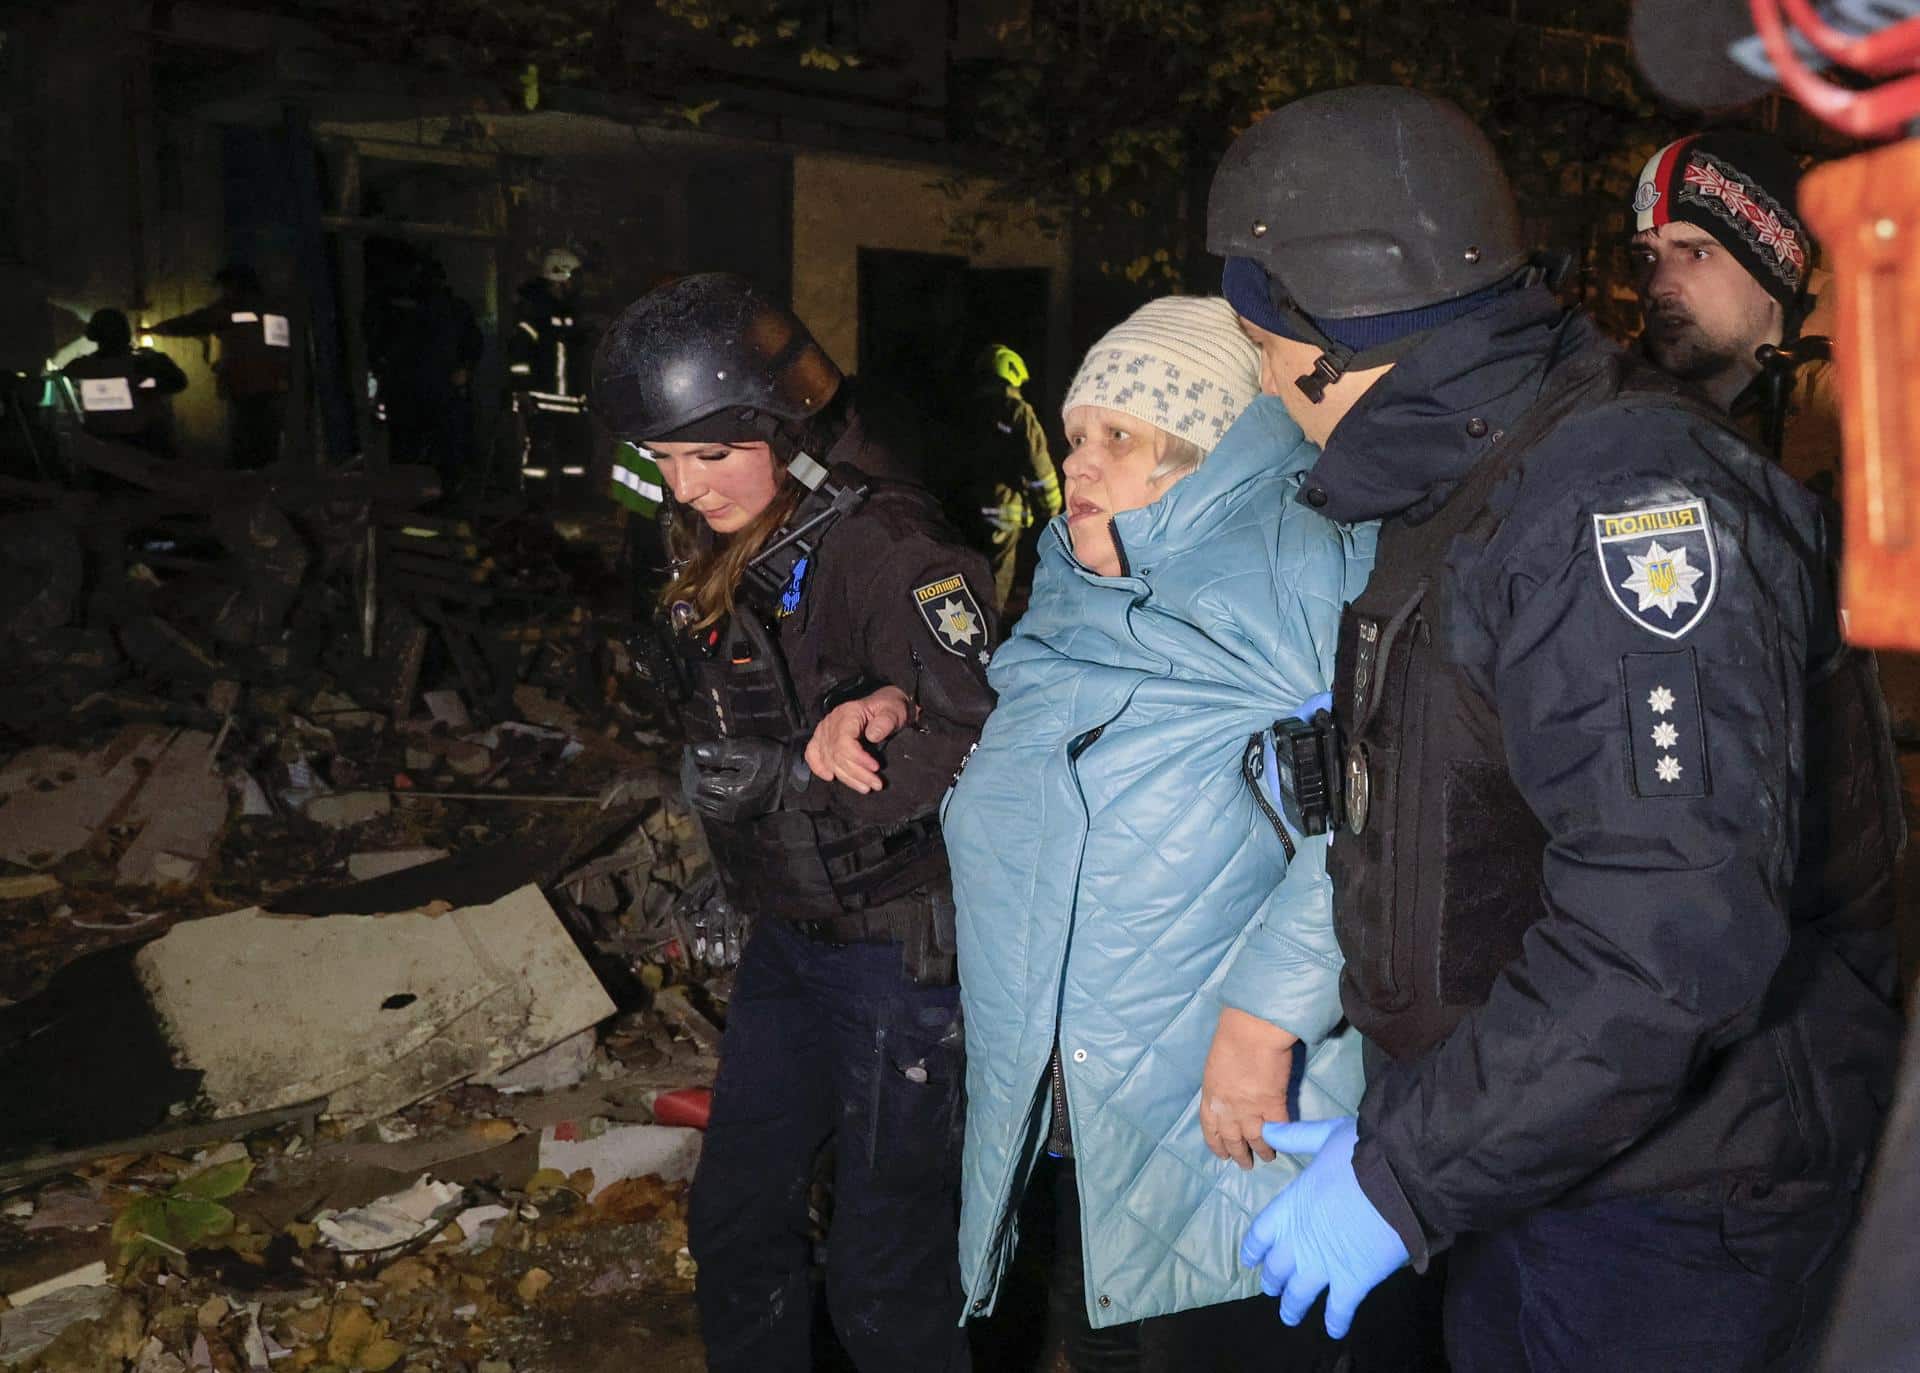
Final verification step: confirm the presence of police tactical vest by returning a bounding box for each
[1329,354,1906,1066]
[671,585,948,924]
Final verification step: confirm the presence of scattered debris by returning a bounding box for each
[645,1088,713,1130]
[453,1203,512,1251]
[113,730,229,887]
[314,1176,465,1259]
[0,491,719,1367]
[0,726,172,867]
[20,1189,114,1232]
[346,848,449,882]
[7,1260,110,1307]
[423,690,472,731]
[0,1281,120,1365]
[135,1335,189,1373]
[537,1122,702,1195]
[0,873,61,901]
[300,789,392,829]
[480,1027,598,1095]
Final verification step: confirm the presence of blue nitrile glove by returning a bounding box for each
[1240,1117,1409,1339]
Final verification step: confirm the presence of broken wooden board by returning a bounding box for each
[0,726,227,886]
[113,729,228,887]
[134,885,616,1125]
[0,727,171,867]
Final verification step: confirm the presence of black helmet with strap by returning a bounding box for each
[1207,86,1530,401]
[591,273,842,444]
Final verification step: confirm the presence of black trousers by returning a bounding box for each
[228,393,285,470]
[1445,1192,1850,1372]
[688,918,970,1373]
[1045,1157,1447,1373]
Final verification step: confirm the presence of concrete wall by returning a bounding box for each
[790,151,1070,402]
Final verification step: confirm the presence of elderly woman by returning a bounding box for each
[944,298,1420,1370]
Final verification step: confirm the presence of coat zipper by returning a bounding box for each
[1108,517,1131,577]
[1046,1045,1073,1157]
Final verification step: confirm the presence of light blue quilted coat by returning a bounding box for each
[943,396,1377,1328]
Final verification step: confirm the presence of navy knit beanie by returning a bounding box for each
[1221,254,1517,352]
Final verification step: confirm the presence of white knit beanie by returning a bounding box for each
[1060,296,1261,456]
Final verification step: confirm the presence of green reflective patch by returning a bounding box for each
[610,443,667,515]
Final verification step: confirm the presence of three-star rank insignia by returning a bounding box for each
[912,574,986,657]
[1592,498,1717,640]
[1620,649,1709,798]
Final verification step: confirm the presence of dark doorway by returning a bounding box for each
[857,249,1053,424]
[857,248,968,419]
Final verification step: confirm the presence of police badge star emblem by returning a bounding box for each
[912,574,986,656]
[1592,498,1718,640]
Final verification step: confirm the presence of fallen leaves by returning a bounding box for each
[113,1157,254,1270]
[322,1303,405,1371]
[513,1267,552,1304]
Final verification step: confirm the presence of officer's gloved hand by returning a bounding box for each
[685,737,804,820]
[1240,1116,1409,1339]
[1292,690,1333,721]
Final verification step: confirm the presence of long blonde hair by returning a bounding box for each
[661,468,806,629]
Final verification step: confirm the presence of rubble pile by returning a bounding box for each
[0,485,733,1370]
[0,1070,708,1373]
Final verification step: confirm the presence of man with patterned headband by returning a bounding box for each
[1629,132,1841,490]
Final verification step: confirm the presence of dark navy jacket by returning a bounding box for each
[1304,285,1903,1266]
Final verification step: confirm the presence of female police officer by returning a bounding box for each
[591,274,992,1373]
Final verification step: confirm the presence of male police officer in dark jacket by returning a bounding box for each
[1213,87,1904,1369]
[593,274,993,1373]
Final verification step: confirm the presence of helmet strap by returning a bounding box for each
[1296,345,1353,405]
[1268,292,1355,405]
[1263,273,1439,403]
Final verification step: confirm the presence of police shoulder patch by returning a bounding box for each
[1592,497,1718,640]
[912,574,986,657]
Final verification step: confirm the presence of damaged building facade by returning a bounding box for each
[0,0,1068,479]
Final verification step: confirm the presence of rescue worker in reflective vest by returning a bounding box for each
[510,249,593,498]
[1206,86,1904,1368]
[61,308,187,456]
[591,273,993,1373]
[1628,132,1842,498]
[947,343,1061,606]
[149,265,293,470]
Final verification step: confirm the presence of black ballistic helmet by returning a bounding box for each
[591,273,842,444]
[1208,86,1527,320]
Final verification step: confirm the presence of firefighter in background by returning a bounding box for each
[509,248,594,500]
[950,343,1061,606]
[149,265,293,470]
[61,308,188,457]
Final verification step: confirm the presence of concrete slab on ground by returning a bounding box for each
[134,885,616,1124]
